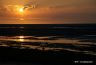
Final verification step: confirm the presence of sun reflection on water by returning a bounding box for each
[19,39,24,42]
[18,36,24,42]
[19,36,24,39]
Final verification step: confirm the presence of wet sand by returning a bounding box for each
[0,46,95,64]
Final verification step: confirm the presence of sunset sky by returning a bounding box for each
[0,0,96,24]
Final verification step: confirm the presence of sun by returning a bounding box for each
[15,5,28,19]
[16,6,24,15]
[19,8,24,13]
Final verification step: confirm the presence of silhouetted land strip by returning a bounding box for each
[0,46,96,64]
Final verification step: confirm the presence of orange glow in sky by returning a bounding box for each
[15,5,25,16]
[0,0,96,24]
[15,6,26,20]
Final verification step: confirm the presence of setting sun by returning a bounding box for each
[19,8,24,13]
[15,6,25,15]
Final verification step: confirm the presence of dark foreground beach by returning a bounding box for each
[0,46,96,65]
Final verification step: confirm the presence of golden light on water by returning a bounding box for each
[19,36,24,39]
[18,36,24,42]
[19,39,24,42]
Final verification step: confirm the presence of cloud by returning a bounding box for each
[0,0,96,24]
